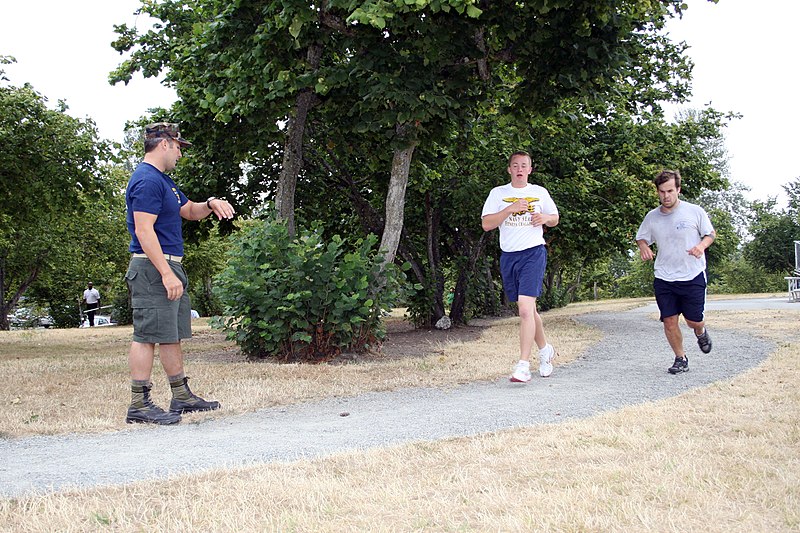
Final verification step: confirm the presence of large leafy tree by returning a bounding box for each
[271,21,723,323]
[531,105,731,303]
[0,59,116,329]
[110,0,695,263]
[26,164,131,327]
[109,0,738,330]
[299,0,695,270]
[744,178,800,274]
[296,95,732,324]
[110,0,350,236]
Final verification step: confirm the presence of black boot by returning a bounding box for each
[169,377,221,414]
[126,384,181,425]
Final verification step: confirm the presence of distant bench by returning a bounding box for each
[786,274,800,302]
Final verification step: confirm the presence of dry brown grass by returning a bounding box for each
[0,312,598,437]
[1,299,798,532]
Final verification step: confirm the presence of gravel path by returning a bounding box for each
[1,300,784,498]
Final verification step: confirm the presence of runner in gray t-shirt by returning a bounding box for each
[636,170,716,374]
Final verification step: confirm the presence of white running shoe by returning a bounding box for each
[510,361,532,383]
[539,344,556,377]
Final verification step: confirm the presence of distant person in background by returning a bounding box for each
[636,169,715,375]
[124,122,235,425]
[82,282,100,327]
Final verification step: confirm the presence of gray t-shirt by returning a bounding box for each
[636,200,715,282]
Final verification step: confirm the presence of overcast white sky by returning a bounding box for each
[0,0,177,140]
[1,0,797,204]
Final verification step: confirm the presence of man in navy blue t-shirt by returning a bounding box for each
[124,122,235,425]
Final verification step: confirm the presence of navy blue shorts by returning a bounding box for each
[653,271,707,322]
[500,245,547,302]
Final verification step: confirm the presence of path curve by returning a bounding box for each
[1,299,789,498]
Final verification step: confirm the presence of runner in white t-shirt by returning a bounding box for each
[481,151,560,383]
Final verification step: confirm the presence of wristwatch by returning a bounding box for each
[206,197,217,209]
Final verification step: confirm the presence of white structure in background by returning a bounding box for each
[79,315,116,328]
[785,240,800,302]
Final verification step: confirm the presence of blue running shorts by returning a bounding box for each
[653,271,707,322]
[499,245,547,302]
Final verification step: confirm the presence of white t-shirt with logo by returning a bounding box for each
[636,200,715,282]
[482,183,558,252]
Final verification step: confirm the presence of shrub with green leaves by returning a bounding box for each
[708,256,786,295]
[213,217,399,361]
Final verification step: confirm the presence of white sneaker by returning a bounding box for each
[539,344,556,377]
[510,361,532,383]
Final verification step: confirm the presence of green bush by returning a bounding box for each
[708,256,786,294]
[49,301,81,328]
[213,218,400,361]
[539,282,569,311]
[184,228,230,317]
[612,257,655,298]
[112,289,133,326]
[404,278,437,328]
[463,259,505,320]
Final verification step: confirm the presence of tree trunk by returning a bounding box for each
[485,262,500,315]
[379,137,418,267]
[0,250,43,331]
[425,191,446,324]
[307,142,428,291]
[473,27,490,81]
[565,260,584,304]
[449,232,487,324]
[0,252,6,330]
[274,43,322,237]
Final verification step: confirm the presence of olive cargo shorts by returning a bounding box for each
[125,257,192,343]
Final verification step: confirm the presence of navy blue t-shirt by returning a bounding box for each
[126,162,188,255]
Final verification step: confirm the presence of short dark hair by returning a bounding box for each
[508,151,532,166]
[144,137,165,153]
[654,169,681,189]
